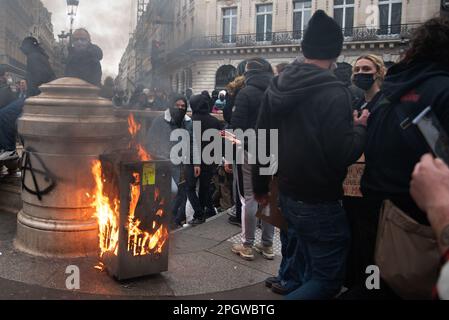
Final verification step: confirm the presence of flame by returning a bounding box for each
[91,160,119,257]
[126,173,169,256]
[128,114,152,161]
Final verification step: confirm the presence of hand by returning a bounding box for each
[224,163,233,174]
[411,154,449,214]
[255,193,270,207]
[353,109,370,127]
[194,166,201,178]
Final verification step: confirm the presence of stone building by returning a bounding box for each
[118,0,442,94]
[0,0,59,80]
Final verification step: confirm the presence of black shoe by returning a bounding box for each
[271,282,295,296]
[228,216,241,227]
[204,208,217,219]
[265,277,280,288]
[188,218,205,226]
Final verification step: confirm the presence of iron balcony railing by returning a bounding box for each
[189,23,421,50]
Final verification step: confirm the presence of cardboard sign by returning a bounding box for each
[256,178,288,231]
[343,155,365,198]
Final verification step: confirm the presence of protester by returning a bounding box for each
[145,94,198,227]
[17,80,27,100]
[342,54,386,292]
[20,36,55,97]
[0,37,55,166]
[334,62,365,108]
[361,16,449,299]
[65,28,103,87]
[0,68,15,109]
[253,10,368,300]
[99,76,115,100]
[112,89,126,107]
[229,57,275,262]
[410,154,449,300]
[212,90,227,113]
[187,94,224,225]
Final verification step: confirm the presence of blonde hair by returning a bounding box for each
[353,54,387,84]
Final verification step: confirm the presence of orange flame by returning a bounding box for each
[91,160,119,257]
[128,114,152,161]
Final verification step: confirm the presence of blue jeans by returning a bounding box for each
[280,194,350,300]
[277,227,302,291]
[0,98,25,150]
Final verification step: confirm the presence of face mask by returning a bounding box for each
[353,73,376,91]
[170,107,186,127]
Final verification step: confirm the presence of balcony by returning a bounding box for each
[191,24,421,50]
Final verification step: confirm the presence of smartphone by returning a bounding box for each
[412,106,449,165]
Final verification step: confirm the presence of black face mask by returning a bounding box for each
[170,107,186,127]
[353,73,376,91]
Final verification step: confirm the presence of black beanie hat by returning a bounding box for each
[301,10,344,60]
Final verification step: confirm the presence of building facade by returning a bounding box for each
[118,0,442,94]
[0,0,59,80]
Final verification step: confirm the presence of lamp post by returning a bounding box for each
[66,0,80,44]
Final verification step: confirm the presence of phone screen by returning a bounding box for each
[413,106,449,165]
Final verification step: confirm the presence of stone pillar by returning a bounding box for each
[15,78,127,258]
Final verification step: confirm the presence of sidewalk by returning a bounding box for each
[0,207,282,300]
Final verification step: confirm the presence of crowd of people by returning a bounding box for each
[1,12,449,300]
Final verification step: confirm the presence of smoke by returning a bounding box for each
[42,0,137,80]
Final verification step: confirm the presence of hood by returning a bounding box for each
[190,94,210,114]
[244,70,273,92]
[267,60,344,115]
[382,61,449,102]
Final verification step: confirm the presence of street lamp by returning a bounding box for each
[66,0,80,43]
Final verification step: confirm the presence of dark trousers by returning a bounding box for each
[280,194,350,300]
[277,227,302,291]
[186,164,216,220]
[0,98,25,150]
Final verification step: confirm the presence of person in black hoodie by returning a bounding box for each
[0,37,55,165]
[252,10,368,300]
[229,57,275,262]
[187,94,224,225]
[65,29,103,87]
[359,17,449,299]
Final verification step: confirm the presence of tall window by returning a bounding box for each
[379,0,402,35]
[293,1,312,39]
[256,4,273,41]
[222,7,237,43]
[334,0,354,37]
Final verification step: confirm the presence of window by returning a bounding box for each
[256,4,273,42]
[379,0,402,35]
[293,1,312,39]
[222,7,237,43]
[334,0,354,37]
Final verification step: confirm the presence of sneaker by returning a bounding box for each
[231,243,254,261]
[228,216,241,227]
[204,207,217,219]
[253,243,275,260]
[265,277,280,288]
[227,206,237,217]
[271,282,295,295]
[188,218,205,226]
[0,150,19,162]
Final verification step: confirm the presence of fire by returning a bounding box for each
[126,173,169,256]
[91,160,119,257]
[128,114,152,161]
[90,113,168,260]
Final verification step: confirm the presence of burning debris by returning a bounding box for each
[90,114,171,280]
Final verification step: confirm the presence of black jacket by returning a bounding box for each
[190,94,224,165]
[361,61,449,224]
[65,44,103,87]
[253,61,366,202]
[25,49,56,97]
[0,82,16,108]
[231,70,273,131]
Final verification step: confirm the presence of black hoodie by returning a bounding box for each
[231,69,273,131]
[65,44,103,87]
[252,60,366,202]
[361,61,449,224]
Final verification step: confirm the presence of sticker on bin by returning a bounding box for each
[142,163,156,186]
